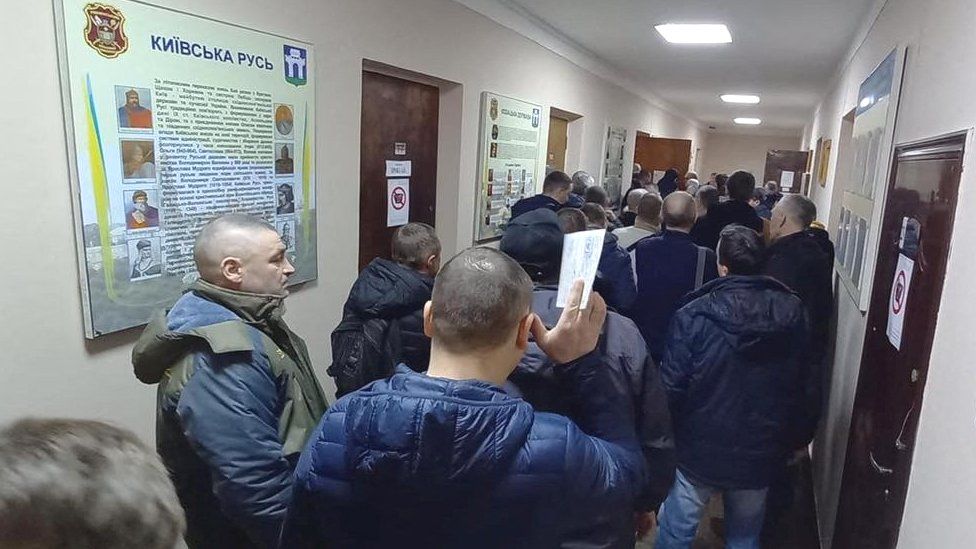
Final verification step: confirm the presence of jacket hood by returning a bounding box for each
[341,367,534,488]
[132,291,254,384]
[347,258,433,319]
[682,275,804,360]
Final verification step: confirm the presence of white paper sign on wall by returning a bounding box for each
[886,253,915,350]
[387,178,409,227]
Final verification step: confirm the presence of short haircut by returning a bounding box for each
[430,247,533,352]
[557,208,588,234]
[584,185,609,207]
[685,171,699,181]
[637,192,663,223]
[571,170,593,195]
[715,173,729,194]
[779,194,818,228]
[662,191,697,229]
[626,187,648,212]
[132,190,148,202]
[542,171,572,193]
[0,418,184,549]
[765,180,780,193]
[697,185,720,211]
[392,222,441,270]
[718,225,765,275]
[751,187,767,202]
[581,203,607,227]
[194,214,277,277]
[727,170,757,201]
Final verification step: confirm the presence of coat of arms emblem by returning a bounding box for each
[84,3,129,59]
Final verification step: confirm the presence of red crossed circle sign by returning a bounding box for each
[892,270,907,314]
[391,186,407,210]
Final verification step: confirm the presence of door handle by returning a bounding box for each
[870,451,893,475]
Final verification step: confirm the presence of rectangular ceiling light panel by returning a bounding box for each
[655,24,732,44]
[721,94,760,104]
[734,117,763,125]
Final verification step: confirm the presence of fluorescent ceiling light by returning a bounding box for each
[734,117,762,125]
[721,94,760,104]
[859,96,874,108]
[655,24,732,44]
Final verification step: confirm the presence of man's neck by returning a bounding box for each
[542,192,560,201]
[667,226,692,234]
[425,344,512,386]
[774,226,804,241]
[634,218,660,232]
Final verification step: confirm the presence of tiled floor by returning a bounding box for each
[636,456,820,549]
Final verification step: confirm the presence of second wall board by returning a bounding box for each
[475,92,545,241]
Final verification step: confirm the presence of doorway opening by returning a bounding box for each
[546,107,583,174]
[832,132,966,548]
[358,62,462,269]
[633,134,692,185]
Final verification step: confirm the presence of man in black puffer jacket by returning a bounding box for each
[655,225,810,549]
[328,223,440,397]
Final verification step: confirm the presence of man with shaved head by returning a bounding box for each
[764,194,833,448]
[284,248,646,547]
[631,192,718,361]
[132,213,328,549]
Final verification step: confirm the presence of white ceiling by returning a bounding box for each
[507,0,877,135]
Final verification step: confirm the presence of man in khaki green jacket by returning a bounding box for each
[132,214,328,549]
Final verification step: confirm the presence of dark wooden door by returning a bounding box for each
[633,136,692,175]
[359,72,438,270]
[762,149,810,193]
[833,134,964,548]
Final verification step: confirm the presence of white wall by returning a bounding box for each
[0,0,705,443]
[700,133,800,182]
[802,0,976,546]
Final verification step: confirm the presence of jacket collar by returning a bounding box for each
[683,274,792,305]
[190,279,286,333]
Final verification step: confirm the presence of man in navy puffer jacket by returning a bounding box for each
[282,247,645,548]
[655,225,810,549]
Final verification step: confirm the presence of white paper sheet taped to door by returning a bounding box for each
[387,178,409,227]
[886,253,914,350]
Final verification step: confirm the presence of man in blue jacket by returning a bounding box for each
[283,247,645,548]
[132,214,329,548]
[510,170,573,219]
[500,208,675,546]
[655,225,809,549]
[571,204,637,314]
[632,192,718,362]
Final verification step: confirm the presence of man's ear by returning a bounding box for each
[425,254,440,275]
[515,313,534,351]
[423,301,434,338]
[718,263,730,277]
[220,257,244,285]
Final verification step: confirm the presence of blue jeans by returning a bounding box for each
[656,469,769,549]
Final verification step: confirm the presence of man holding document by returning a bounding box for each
[284,246,645,548]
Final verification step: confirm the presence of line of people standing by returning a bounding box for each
[0,166,834,549]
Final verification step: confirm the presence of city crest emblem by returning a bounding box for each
[83,3,129,59]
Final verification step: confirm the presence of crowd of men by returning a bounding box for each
[0,167,834,549]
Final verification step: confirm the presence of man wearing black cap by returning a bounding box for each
[500,208,675,545]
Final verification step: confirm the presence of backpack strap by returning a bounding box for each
[695,246,707,289]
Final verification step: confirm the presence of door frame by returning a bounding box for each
[832,130,967,548]
[361,60,463,256]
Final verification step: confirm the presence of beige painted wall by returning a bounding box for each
[700,133,801,182]
[0,0,705,442]
[802,0,976,546]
